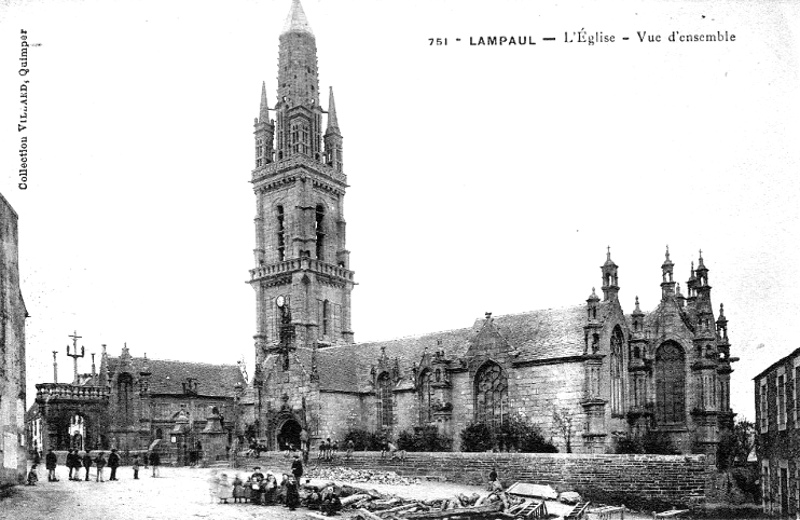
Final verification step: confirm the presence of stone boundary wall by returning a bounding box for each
[247,451,711,512]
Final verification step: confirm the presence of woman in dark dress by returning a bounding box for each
[285,475,300,510]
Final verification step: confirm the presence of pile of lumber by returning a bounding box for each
[307,467,420,486]
[347,490,530,520]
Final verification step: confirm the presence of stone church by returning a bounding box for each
[248,0,738,457]
[27,342,245,464]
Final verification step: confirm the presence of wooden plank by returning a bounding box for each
[403,503,503,520]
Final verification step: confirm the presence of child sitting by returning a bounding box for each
[26,465,39,486]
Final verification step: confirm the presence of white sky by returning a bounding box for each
[1,0,798,422]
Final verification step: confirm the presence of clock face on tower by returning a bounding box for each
[276,295,285,308]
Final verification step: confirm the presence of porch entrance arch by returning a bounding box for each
[277,418,302,451]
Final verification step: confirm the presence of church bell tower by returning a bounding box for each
[249,0,355,371]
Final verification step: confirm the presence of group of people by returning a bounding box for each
[209,455,342,515]
[317,438,339,461]
[26,448,161,485]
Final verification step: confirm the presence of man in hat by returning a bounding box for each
[108,448,120,480]
[291,454,303,481]
[65,449,74,480]
[45,448,58,482]
[82,451,93,481]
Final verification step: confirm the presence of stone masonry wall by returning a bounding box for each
[250,451,710,512]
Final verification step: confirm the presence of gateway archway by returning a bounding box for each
[277,418,302,451]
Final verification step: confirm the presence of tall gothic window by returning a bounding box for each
[315,204,325,261]
[377,372,393,429]
[322,300,330,336]
[474,362,508,426]
[117,373,134,426]
[276,205,286,261]
[418,369,433,424]
[655,342,686,425]
[256,138,264,168]
[610,326,625,415]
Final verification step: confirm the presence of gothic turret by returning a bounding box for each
[693,251,714,338]
[660,246,676,300]
[253,82,275,172]
[324,87,343,172]
[686,262,698,306]
[584,288,601,354]
[600,247,619,302]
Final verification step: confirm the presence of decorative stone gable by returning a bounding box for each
[465,313,515,375]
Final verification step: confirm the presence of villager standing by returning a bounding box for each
[150,451,161,477]
[300,428,309,452]
[82,451,93,481]
[132,455,140,479]
[285,475,300,510]
[45,448,58,482]
[291,454,303,481]
[217,473,233,504]
[325,437,333,460]
[95,452,107,482]
[346,439,355,460]
[65,450,74,480]
[71,450,82,480]
[108,449,120,480]
[232,474,244,503]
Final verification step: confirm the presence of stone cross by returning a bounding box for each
[66,330,85,384]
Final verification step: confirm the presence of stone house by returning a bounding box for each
[754,348,800,516]
[246,1,737,458]
[0,193,28,486]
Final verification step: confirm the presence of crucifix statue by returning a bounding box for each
[66,330,85,384]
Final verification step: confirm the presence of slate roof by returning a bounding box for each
[490,305,588,363]
[107,356,245,398]
[316,305,590,394]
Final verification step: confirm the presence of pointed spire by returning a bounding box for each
[633,296,644,315]
[326,87,341,134]
[698,249,705,269]
[259,81,269,122]
[283,0,313,35]
[603,245,617,266]
[587,287,600,303]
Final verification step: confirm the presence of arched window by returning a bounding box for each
[322,300,329,336]
[315,204,325,261]
[474,362,508,426]
[418,369,433,423]
[276,205,286,261]
[610,326,625,415]
[655,342,686,425]
[377,372,393,429]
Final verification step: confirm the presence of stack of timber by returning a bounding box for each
[348,490,550,520]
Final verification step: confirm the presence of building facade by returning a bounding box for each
[27,343,246,465]
[754,348,800,516]
[248,1,737,458]
[0,193,28,486]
